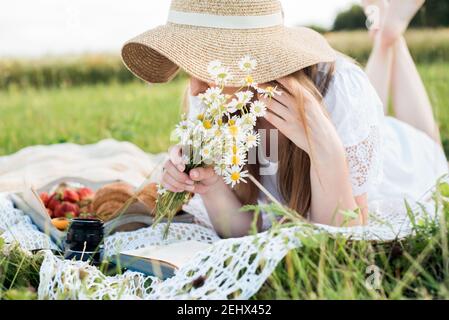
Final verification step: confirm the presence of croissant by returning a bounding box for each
[92,182,160,222]
[137,183,158,212]
[92,182,134,221]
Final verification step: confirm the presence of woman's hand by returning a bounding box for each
[261,78,345,158]
[161,145,220,194]
[261,78,364,226]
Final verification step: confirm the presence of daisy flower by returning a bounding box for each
[242,75,258,89]
[173,120,191,138]
[227,98,243,114]
[250,100,267,117]
[200,145,213,161]
[207,60,223,77]
[236,90,254,105]
[214,66,233,86]
[200,87,223,105]
[238,55,257,73]
[245,131,260,149]
[240,113,257,129]
[157,184,167,196]
[224,150,246,167]
[257,85,282,99]
[223,166,249,187]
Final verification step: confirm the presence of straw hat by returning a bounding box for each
[121,0,337,87]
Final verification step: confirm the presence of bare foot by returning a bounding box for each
[362,0,389,39]
[381,0,425,46]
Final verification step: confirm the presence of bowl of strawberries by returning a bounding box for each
[39,183,97,230]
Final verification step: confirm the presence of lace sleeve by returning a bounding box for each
[344,126,382,195]
[324,57,384,196]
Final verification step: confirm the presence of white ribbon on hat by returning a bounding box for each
[167,10,284,29]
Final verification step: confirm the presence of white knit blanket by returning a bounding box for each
[0,139,441,300]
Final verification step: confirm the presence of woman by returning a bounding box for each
[122,0,448,238]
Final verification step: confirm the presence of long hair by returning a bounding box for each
[234,62,335,216]
[184,62,335,217]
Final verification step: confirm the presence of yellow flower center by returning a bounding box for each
[229,125,239,137]
[232,145,238,154]
[228,119,236,126]
[231,171,240,182]
[203,120,212,129]
[217,119,223,126]
[197,113,204,121]
[245,75,254,84]
[232,155,240,165]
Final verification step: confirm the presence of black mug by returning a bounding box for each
[64,218,104,265]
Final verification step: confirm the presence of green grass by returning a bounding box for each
[0,63,448,158]
[327,28,449,64]
[254,182,449,299]
[0,80,187,156]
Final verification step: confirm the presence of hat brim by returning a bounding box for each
[121,24,336,87]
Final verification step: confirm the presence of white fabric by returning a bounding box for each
[0,139,167,193]
[0,140,446,300]
[167,10,284,29]
[0,190,442,300]
[324,57,385,196]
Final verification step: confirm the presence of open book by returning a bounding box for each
[111,240,212,279]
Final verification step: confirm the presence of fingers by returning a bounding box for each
[189,167,218,185]
[261,96,291,121]
[162,172,195,193]
[168,145,185,171]
[162,161,219,194]
[264,110,286,131]
[162,160,194,193]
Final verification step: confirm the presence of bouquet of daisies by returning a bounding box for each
[154,56,281,234]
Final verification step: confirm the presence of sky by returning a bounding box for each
[0,0,358,58]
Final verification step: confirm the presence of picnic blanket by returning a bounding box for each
[0,139,442,300]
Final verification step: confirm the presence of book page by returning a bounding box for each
[121,240,211,269]
[22,187,52,222]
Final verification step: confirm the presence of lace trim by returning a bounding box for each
[345,126,383,196]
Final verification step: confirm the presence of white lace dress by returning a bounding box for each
[259,56,448,229]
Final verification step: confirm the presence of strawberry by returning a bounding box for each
[63,189,80,203]
[47,193,62,211]
[77,187,94,201]
[54,201,79,218]
[39,192,50,206]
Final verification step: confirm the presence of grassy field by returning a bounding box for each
[1,63,448,157]
[1,29,449,300]
[0,80,186,155]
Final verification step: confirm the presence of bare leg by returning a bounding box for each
[364,0,440,144]
[381,0,425,47]
[391,36,441,143]
[365,35,393,112]
[364,0,392,112]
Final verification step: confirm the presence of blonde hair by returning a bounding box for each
[235,62,335,216]
[184,62,335,216]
